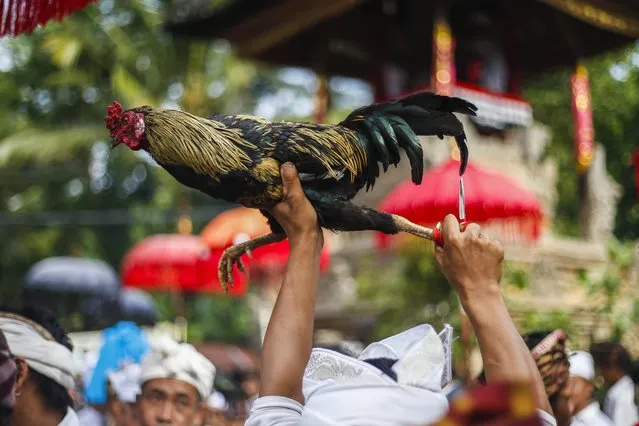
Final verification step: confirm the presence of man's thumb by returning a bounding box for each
[280,162,300,196]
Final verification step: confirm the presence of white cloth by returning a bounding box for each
[60,407,80,426]
[207,391,228,410]
[76,405,105,426]
[140,337,215,400]
[108,363,141,403]
[0,315,75,390]
[569,351,596,382]
[247,324,453,426]
[247,396,558,426]
[570,402,614,426]
[539,409,559,426]
[603,376,639,426]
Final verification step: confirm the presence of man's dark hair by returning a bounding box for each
[523,330,554,350]
[0,305,73,417]
[591,341,634,377]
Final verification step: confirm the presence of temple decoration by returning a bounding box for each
[432,17,455,96]
[454,83,533,129]
[538,0,639,37]
[570,64,594,173]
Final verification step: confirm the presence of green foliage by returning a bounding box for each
[503,262,530,290]
[357,240,457,340]
[576,237,635,338]
[517,310,577,338]
[525,48,639,239]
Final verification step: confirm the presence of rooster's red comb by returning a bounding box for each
[105,101,124,132]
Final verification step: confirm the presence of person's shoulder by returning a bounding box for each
[244,396,303,426]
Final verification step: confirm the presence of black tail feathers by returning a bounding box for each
[341,91,476,187]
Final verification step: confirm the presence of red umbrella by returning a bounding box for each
[1,0,95,37]
[201,207,330,276]
[121,234,247,296]
[378,160,544,247]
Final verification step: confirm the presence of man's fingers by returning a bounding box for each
[442,214,461,243]
[280,162,302,199]
[464,223,481,238]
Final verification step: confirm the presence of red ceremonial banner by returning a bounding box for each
[432,18,455,96]
[570,65,594,173]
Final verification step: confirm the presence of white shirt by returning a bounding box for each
[603,376,639,426]
[76,405,105,426]
[245,395,558,426]
[571,402,614,426]
[59,407,81,426]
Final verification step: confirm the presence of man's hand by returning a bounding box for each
[434,214,504,304]
[269,163,323,247]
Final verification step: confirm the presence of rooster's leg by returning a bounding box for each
[390,214,435,240]
[218,232,286,291]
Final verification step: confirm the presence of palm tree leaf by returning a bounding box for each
[0,125,105,166]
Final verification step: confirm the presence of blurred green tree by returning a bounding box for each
[525,47,639,240]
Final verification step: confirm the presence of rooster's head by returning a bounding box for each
[106,101,149,151]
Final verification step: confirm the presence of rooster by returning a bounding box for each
[106,92,477,289]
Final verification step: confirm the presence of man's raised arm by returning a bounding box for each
[435,215,552,415]
[258,163,324,404]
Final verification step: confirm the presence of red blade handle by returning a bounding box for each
[433,220,467,248]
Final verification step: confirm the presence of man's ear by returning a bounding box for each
[14,358,29,393]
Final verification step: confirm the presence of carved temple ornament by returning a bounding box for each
[537,0,639,37]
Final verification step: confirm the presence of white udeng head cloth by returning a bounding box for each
[300,324,453,425]
[108,363,142,403]
[140,337,215,400]
[0,313,75,390]
[569,350,595,382]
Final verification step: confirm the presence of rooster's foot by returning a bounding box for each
[217,232,287,291]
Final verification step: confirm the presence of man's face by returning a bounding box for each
[137,379,201,426]
[567,376,594,411]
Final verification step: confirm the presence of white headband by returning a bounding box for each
[140,338,215,400]
[0,315,75,390]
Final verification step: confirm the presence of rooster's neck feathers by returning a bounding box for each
[144,109,257,180]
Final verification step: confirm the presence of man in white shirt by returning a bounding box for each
[591,342,638,426]
[0,306,79,426]
[244,163,556,426]
[568,351,613,426]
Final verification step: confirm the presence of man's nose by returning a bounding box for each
[157,402,175,423]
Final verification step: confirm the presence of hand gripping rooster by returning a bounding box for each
[106,92,477,289]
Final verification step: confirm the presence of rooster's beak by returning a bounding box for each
[111,139,122,149]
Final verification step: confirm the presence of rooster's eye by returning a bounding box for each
[123,116,129,124]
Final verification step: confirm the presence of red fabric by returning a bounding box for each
[0,0,95,37]
[433,382,542,426]
[121,234,247,296]
[201,207,330,273]
[378,160,544,247]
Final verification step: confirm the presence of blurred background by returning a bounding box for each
[0,0,638,391]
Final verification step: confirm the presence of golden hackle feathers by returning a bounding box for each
[144,109,256,180]
[262,123,367,183]
[292,125,366,182]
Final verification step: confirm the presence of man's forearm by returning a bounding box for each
[463,290,552,414]
[259,231,323,403]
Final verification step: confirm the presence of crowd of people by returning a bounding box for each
[0,163,636,426]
